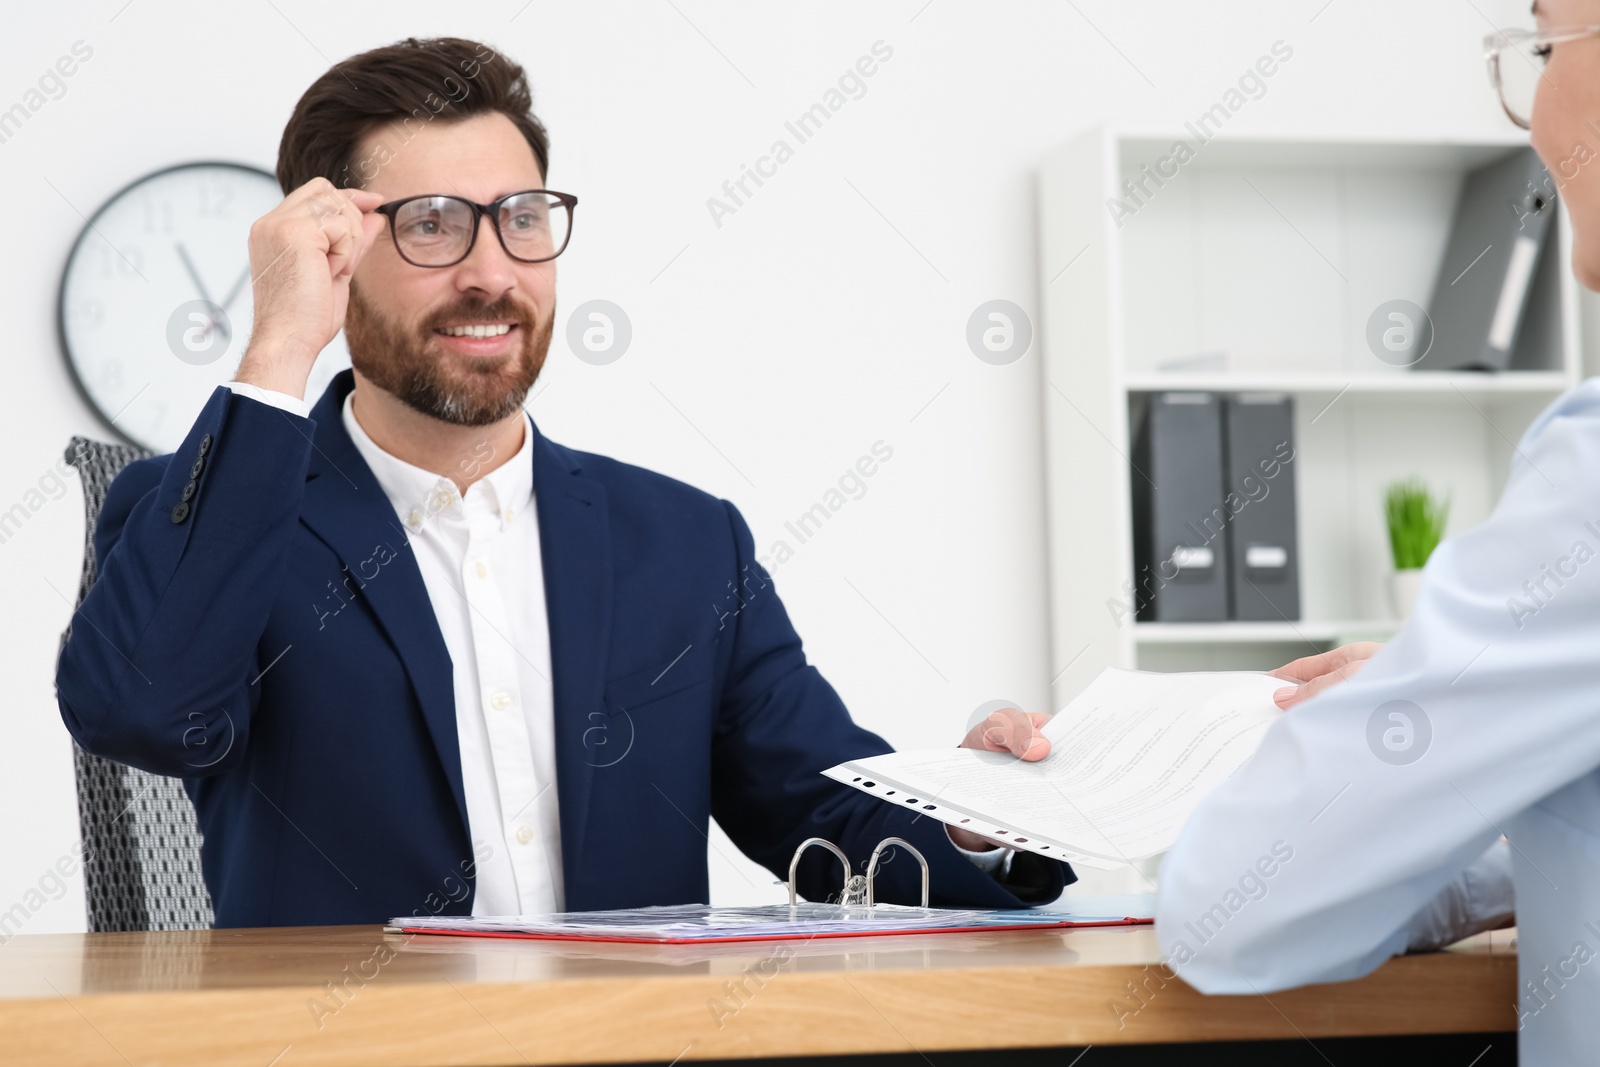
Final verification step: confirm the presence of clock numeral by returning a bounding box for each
[140,198,173,238]
[199,177,235,218]
[142,195,175,236]
[99,243,145,280]
[100,360,124,390]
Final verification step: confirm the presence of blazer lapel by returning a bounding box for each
[531,426,613,901]
[297,372,470,841]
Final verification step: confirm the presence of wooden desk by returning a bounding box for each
[0,924,1516,1066]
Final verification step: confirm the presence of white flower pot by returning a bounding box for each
[1389,568,1425,620]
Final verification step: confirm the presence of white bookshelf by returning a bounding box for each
[1132,620,1401,645]
[1120,371,1572,394]
[1037,127,1582,701]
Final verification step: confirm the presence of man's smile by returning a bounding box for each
[431,321,520,356]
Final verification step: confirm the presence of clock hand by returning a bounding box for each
[201,264,252,345]
[175,242,215,305]
[175,242,232,344]
[203,264,256,348]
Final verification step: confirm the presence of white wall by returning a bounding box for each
[1,0,1580,931]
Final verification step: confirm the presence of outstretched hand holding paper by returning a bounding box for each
[825,668,1285,871]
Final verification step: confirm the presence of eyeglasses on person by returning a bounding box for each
[372,189,578,267]
[1484,23,1600,129]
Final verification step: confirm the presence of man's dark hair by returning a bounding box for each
[274,36,551,195]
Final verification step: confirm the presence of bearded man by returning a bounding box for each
[55,36,1072,926]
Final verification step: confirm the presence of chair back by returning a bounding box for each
[61,437,213,931]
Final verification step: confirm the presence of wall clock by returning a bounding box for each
[57,160,350,454]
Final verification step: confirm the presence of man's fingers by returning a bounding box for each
[324,219,354,277]
[286,177,381,210]
[240,178,386,385]
[1019,713,1052,759]
[969,709,1051,761]
[343,208,389,281]
[344,191,389,276]
[355,210,388,264]
[292,182,380,281]
[297,186,352,270]
[328,188,383,280]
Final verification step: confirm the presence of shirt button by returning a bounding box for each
[405,508,423,529]
[503,508,514,523]
[490,691,512,710]
[515,825,533,845]
[475,561,488,579]
[431,490,453,511]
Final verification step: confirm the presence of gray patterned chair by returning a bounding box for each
[59,436,213,931]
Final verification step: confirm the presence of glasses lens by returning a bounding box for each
[497,192,571,262]
[393,196,476,265]
[1493,36,1547,128]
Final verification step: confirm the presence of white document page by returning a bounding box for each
[823,668,1285,870]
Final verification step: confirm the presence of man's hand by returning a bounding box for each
[235,178,388,399]
[947,708,1051,852]
[1269,641,1384,710]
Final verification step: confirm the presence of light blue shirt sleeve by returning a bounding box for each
[1157,378,1600,992]
[1398,838,1513,952]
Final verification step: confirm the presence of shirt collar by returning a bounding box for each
[341,389,534,533]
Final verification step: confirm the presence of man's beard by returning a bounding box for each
[344,280,552,426]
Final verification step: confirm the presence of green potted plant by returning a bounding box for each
[1384,478,1450,618]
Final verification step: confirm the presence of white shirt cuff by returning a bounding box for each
[947,826,1015,878]
[224,381,311,420]
[1402,839,1515,952]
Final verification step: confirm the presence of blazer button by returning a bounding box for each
[190,457,205,479]
[181,481,197,502]
[198,433,213,457]
[170,501,190,523]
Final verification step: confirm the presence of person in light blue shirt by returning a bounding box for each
[1154,3,1600,1062]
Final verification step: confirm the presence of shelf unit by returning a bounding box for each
[1132,619,1400,645]
[1037,128,1582,700]
[1120,371,1572,394]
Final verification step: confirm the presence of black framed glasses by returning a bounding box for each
[373,189,578,267]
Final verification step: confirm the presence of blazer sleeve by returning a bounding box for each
[706,499,1076,907]
[55,386,316,778]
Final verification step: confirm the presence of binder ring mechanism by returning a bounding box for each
[786,836,930,910]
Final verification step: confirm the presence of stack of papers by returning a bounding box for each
[824,668,1285,870]
[390,902,1149,944]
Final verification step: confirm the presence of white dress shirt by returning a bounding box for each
[222,380,1011,908]
[1154,378,1600,1066]
[225,380,562,914]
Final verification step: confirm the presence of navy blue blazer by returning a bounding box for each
[56,371,1073,926]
